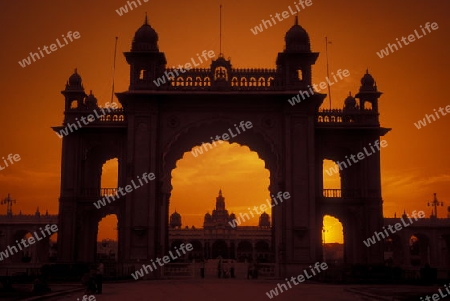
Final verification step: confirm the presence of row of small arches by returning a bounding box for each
[99,115,125,122]
[170,76,275,87]
[317,116,343,123]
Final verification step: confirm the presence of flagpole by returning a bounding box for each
[325,37,332,109]
[219,4,222,56]
[111,36,118,103]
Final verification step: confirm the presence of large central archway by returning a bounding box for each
[160,118,280,261]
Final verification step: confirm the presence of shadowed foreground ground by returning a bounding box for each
[8,279,449,301]
[43,279,448,301]
[46,280,366,301]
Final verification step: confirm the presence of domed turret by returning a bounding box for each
[131,15,159,52]
[65,69,84,91]
[169,210,182,229]
[276,16,318,88]
[359,69,377,92]
[284,16,311,52]
[203,211,213,228]
[85,90,98,109]
[204,212,212,223]
[343,92,357,110]
[62,69,87,111]
[355,69,382,114]
[259,212,270,228]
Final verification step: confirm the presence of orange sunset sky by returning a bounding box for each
[0,1,449,243]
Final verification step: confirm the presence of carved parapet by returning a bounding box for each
[317,108,379,125]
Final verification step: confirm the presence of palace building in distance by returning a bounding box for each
[168,190,272,262]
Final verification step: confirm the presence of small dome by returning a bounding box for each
[285,16,311,52]
[359,69,378,93]
[259,211,270,227]
[170,210,182,228]
[229,213,236,219]
[69,69,82,85]
[204,212,211,219]
[65,69,84,90]
[344,92,356,106]
[85,90,98,107]
[131,15,159,52]
[361,70,375,86]
[171,211,181,218]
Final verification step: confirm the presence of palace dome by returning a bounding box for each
[285,17,311,52]
[131,16,159,52]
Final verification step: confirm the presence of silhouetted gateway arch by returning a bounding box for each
[53,17,390,277]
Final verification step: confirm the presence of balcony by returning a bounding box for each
[82,188,118,197]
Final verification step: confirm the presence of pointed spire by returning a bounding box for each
[145,12,148,25]
[219,189,222,196]
[74,68,78,74]
[295,15,298,26]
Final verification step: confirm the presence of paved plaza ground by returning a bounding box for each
[40,279,450,301]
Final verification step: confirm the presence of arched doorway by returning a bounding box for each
[97,214,118,262]
[168,140,272,261]
[322,215,344,265]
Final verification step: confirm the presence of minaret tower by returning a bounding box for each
[61,69,87,112]
[355,70,382,113]
[276,16,319,89]
[124,15,167,90]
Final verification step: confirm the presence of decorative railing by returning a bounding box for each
[64,108,126,125]
[322,189,361,198]
[0,214,58,222]
[82,188,118,197]
[136,67,279,91]
[323,189,342,198]
[317,109,379,125]
[97,108,125,122]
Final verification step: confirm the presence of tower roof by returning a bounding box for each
[361,69,375,87]
[284,16,311,52]
[85,90,98,107]
[65,68,84,91]
[344,92,356,106]
[131,14,159,52]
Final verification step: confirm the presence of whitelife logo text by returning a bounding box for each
[287,69,350,106]
[191,121,253,158]
[153,50,216,87]
[18,31,81,68]
[228,192,290,228]
[131,243,193,280]
[250,0,313,35]
[0,154,21,171]
[376,22,438,59]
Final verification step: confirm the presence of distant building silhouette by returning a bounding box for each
[169,190,271,262]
